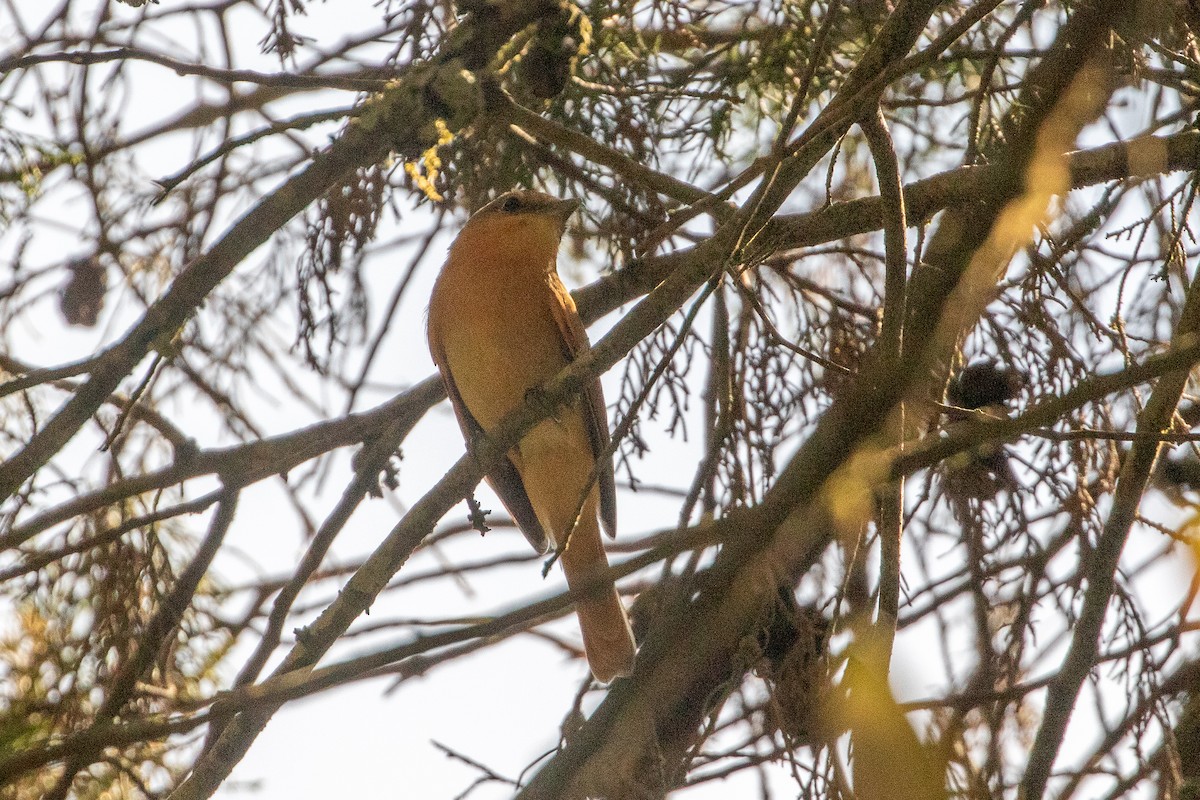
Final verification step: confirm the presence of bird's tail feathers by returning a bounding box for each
[575,583,636,683]
[560,517,636,683]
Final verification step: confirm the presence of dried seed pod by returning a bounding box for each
[59,257,107,327]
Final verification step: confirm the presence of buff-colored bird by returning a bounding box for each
[426,190,636,682]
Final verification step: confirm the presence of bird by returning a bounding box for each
[946,360,1024,413]
[942,359,1026,496]
[426,189,636,682]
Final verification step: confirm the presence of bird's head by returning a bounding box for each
[451,190,579,268]
[474,190,579,225]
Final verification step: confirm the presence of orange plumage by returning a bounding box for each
[426,190,636,682]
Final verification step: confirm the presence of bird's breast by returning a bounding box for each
[431,254,568,432]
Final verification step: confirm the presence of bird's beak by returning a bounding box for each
[548,197,580,222]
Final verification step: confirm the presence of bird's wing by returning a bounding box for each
[546,273,618,538]
[428,329,551,554]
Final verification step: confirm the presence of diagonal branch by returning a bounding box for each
[0,47,387,90]
[0,0,564,502]
[574,130,1200,325]
[1019,239,1200,799]
[516,2,1127,796]
[1,378,442,550]
[892,333,1200,478]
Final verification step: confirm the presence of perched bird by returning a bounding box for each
[946,360,1024,413]
[943,359,1026,496]
[426,190,636,682]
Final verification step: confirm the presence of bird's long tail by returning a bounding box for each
[559,513,636,683]
[515,427,636,682]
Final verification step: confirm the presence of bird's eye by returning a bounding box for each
[501,195,521,213]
